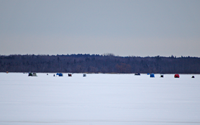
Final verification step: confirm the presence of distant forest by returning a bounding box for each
[0,54,200,74]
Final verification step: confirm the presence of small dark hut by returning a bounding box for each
[28,72,33,76]
[174,74,180,78]
[150,73,155,78]
[28,72,37,76]
[56,73,63,77]
[135,73,140,76]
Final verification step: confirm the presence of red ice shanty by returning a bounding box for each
[174,74,180,78]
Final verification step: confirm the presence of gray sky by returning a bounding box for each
[0,0,200,57]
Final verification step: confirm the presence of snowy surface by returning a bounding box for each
[0,73,200,125]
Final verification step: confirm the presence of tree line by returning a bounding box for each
[0,54,200,73]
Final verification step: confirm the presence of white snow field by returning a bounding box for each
[0,73,200,125]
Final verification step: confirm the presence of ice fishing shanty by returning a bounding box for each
[135,73,140,76]
[28,72,37,76]
[150,73,155,78]
[56,73,63,77]
[174,74,180,78]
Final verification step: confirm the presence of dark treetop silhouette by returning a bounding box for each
[0,54,200,73]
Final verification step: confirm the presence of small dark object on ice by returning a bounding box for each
[28,72,37,76]
[174,74,180,78]
[56,73,63,77]
[150,73,155,78]
[135,73,140,76]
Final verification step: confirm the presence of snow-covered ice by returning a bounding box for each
[0,73,200,125]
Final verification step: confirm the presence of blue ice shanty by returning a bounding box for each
[150,73,155,78]
[56,73,63,77]
[135,73,140,76]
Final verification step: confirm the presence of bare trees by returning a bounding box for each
[0,54,200,73]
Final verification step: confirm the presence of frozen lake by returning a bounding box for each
[0,73,200,125]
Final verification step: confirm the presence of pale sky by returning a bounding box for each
[0,0,200,57]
